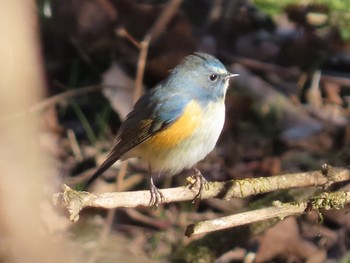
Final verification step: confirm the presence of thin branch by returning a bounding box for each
[66,129,83,161]
[0,84,123,122]
[132,0,183,101]
[146,0,183,43]
[115,27,142,49]
[133,36,150,102]
[185,191,350,237]
[56,165,350,223]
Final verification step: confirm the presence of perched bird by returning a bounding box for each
[85,52,237,205]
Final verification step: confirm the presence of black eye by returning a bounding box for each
[209,74,218,82]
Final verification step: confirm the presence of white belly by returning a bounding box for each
[148,100,225,174]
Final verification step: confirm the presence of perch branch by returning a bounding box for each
[56,165,350,222]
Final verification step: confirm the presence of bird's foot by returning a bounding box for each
[149,177,164,208]
[188,168,209,203]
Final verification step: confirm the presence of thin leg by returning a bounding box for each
[149,175,164,207]
[189,168,209,203]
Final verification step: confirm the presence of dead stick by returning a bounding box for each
[185,191,350,236]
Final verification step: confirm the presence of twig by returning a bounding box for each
[115,27,142,49]
[0,84,121,122]
[146,0,183,43]
[132,0,183,101]
[66,129,83,161]
[185,191,350,237]
[133,37,150,102]
[57,165,350,222]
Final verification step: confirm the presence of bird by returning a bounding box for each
[85,52,237,205]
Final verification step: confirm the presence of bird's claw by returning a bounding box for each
[188,168,209,203]
[149,177,164,208]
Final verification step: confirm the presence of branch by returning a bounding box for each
[145,0,183,43]
[133,0,183,102]
[56,165,350,222]
[185,191,350,237]
[0,84,123,122]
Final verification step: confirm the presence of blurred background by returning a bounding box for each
[1,0,350,262]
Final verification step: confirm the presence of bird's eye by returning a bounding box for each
[209,74,218,82]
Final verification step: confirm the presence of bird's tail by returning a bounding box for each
[84,153,121,189]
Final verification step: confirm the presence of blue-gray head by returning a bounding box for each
[167,52,237,101]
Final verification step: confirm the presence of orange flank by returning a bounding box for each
[141,101,203,152]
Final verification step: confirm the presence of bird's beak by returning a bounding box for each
[225,73,239,80]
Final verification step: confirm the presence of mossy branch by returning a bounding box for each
[56,165,350,225]
[185,190,350,237]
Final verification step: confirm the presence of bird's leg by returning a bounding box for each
[188,168,209,202]
[149,175,164,207]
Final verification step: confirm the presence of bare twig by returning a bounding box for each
[57,166,350,223]
[146,0,183,43]
[0,84,121,122]
[185,191,350,237]
[115,27,142,49]
[132,0,183,101]
[133,36,151,102]
[66,129,83,162]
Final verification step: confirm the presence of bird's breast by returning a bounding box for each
[134,99,226,174]
[143,100,203,150]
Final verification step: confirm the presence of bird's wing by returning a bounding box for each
[113,90,191,156]
[84,88,190,187]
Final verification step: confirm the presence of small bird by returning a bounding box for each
[85,52,237,205]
